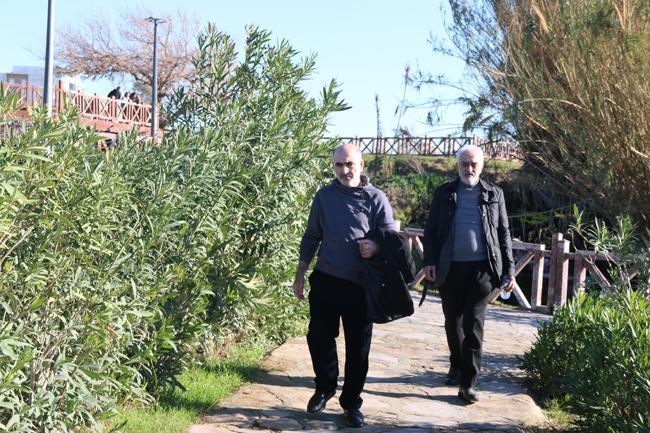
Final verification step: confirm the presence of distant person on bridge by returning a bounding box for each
[107,86,121,99]
[422,144,515,404]
[293,143,397,428]
[129,92,142,104]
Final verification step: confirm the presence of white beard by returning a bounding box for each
[461,176,480,187]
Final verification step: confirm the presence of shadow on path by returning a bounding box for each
[200,404,532,432]
[190,294,550,432]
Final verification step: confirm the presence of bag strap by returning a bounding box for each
[418,283,429,306]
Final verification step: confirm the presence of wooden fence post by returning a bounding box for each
[548,233,559,306]
[25,80,31,106]
[548,233,570,307]
[573,253,587,296]
[556,237,570,306]
[530,247,545,309]
[549,234,570,307]
[56,80,64,114]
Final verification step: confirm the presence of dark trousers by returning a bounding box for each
[440,260,494,388]
[307,269,373,410]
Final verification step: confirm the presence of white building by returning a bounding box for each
[0,65,82,92]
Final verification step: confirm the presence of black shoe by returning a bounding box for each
[458,386,479,404]
[344,408,365,428]
[307,390,335,413]
[445,366,460,386]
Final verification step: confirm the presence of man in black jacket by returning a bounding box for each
[422,144,515,404]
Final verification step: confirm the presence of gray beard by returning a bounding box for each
[461,176,480,187]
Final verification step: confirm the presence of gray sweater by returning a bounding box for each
[299,175,397,286]
[452,183,488,261]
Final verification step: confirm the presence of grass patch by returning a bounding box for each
[519,399,578,433]
[109,339,271,433]
[542,399,578,429]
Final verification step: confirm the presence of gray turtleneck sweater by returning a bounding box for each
[299,175,397,286]
[452,183,488,261]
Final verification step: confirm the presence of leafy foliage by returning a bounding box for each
[523,291,650,433]
[429,0,650,225]
[165,24,347,341]
[0,24,344,432]
[524,216,650,432]
[380,172,448,227]
[111,338,268,433]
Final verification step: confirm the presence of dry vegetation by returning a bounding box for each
[56,8,199,98]
[429,0,650,226]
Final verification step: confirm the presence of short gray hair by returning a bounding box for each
[455,144,484,161]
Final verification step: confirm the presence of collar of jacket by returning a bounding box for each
[477,178,497,203]
[331,175,372,197]
[440,177,496,204]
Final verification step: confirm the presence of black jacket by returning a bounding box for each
[362,229,416,323]
[423,178,515,286]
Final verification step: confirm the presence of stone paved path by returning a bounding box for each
[190,294,550,433]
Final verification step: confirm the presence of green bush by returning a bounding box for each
[165,24,346,342]
[523,291,650,433]
[524,214,650,432]
[378,172,448,227]
[0,24,344,432]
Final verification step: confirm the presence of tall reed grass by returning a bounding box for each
[431,0,650,225]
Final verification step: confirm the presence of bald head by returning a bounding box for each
[333,143,362,159]
[333,143,364,187]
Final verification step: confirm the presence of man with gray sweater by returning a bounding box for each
[422,144,515,404]
[293,142,397,427]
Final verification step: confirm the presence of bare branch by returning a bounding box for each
[55,8,199,98]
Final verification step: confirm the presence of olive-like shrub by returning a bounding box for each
[0,24,345,432]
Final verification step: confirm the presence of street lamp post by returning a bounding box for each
[146,17,165,140]
[43,0,55,116]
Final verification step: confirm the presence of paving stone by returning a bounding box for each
[389,429,441,433]
[188,425,230,433]
[232,428,273,433]
[303,419,340,430]
[253,416,304,430]
[202,411,254,428]
[370,352,401,364]
[192,294,550,432]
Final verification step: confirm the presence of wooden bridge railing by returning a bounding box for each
[337,136,522,160]
[0,81,153,133]
[401,228,637,312]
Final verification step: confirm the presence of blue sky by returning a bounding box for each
[0,0,469,137]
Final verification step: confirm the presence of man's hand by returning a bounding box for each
[358,239,379,258]
[293,260,309,301]
[423,265,436,282]
[293,274,305,300]
[500,275,515,292]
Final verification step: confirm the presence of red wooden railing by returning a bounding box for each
[0,80,154,135]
